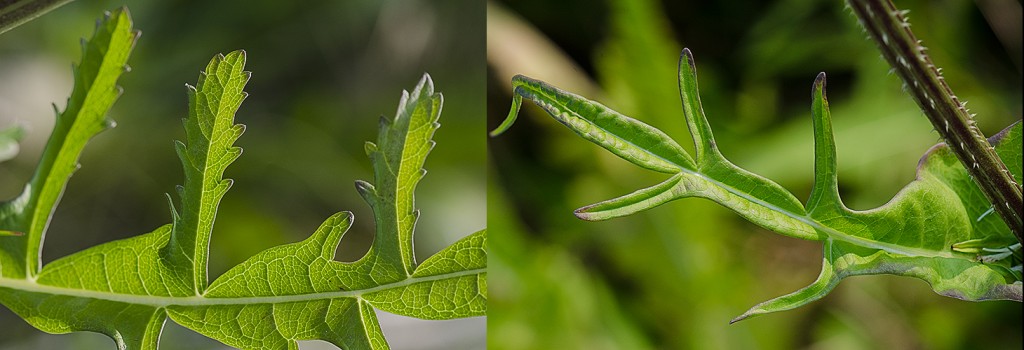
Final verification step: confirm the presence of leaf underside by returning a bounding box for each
[493,48,1022,323]
[0,8,485,350]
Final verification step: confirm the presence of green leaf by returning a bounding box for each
[0,9,484,350]
[494,48,1022,322]
[0,7,138,279]
[165,49,250,295]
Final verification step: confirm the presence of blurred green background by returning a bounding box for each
[0,0,485,349]
[487,0,1021,349]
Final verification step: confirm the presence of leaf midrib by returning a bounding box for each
[549,95,956,259]
[536,84,958,257]
[686,169,956,258]
[0,268,484,308]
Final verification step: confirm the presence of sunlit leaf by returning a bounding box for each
[0,8,485,349]
[494,48,1022,322]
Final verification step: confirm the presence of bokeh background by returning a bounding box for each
[0,0,485,349]
[487,0,1021,349]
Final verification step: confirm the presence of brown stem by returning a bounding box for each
[0,0,75,35]
[847,0,1023,244]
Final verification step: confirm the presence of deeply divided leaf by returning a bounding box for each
[494,48,1022,323]
[0,9,485,350]
[0,7,138,279]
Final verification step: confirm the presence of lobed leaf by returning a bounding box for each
[494,48,1022,322]
[0,9,485,349]
[0,7,138,279]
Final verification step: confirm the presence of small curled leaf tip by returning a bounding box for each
[490,76,529,137]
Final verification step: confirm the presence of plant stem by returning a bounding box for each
[0,0,74,35]
[848,0,1023,244]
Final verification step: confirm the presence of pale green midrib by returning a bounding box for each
[0,268,484,308]
[183,80,238,292]
[532,91,955,258]
[683,169,956,259]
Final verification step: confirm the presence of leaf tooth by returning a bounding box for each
[364,141,378,157]
[164,193,180,222]
[394,90,411,119]
[355,180,377,207]
[230,123,246,139]
[172,140,189,167]
[313,211,354,258]
[413,73,435,98]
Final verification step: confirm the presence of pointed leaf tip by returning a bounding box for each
[490,76,526,137]
[680,48,695,72]
[814,72,826,94]
[417,73,434,92]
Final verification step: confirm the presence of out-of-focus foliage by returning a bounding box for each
[0,0,485,348]
[487,0,1022,348]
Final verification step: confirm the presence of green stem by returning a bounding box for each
[0,0,75,35]
[847,0,1023,244]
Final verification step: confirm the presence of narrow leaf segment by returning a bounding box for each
[493,48,1022,322]
[0,9,485,350]
[0,7,138,279]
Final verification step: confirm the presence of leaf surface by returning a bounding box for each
[494,48,1022,322]
[0,9,485,349]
